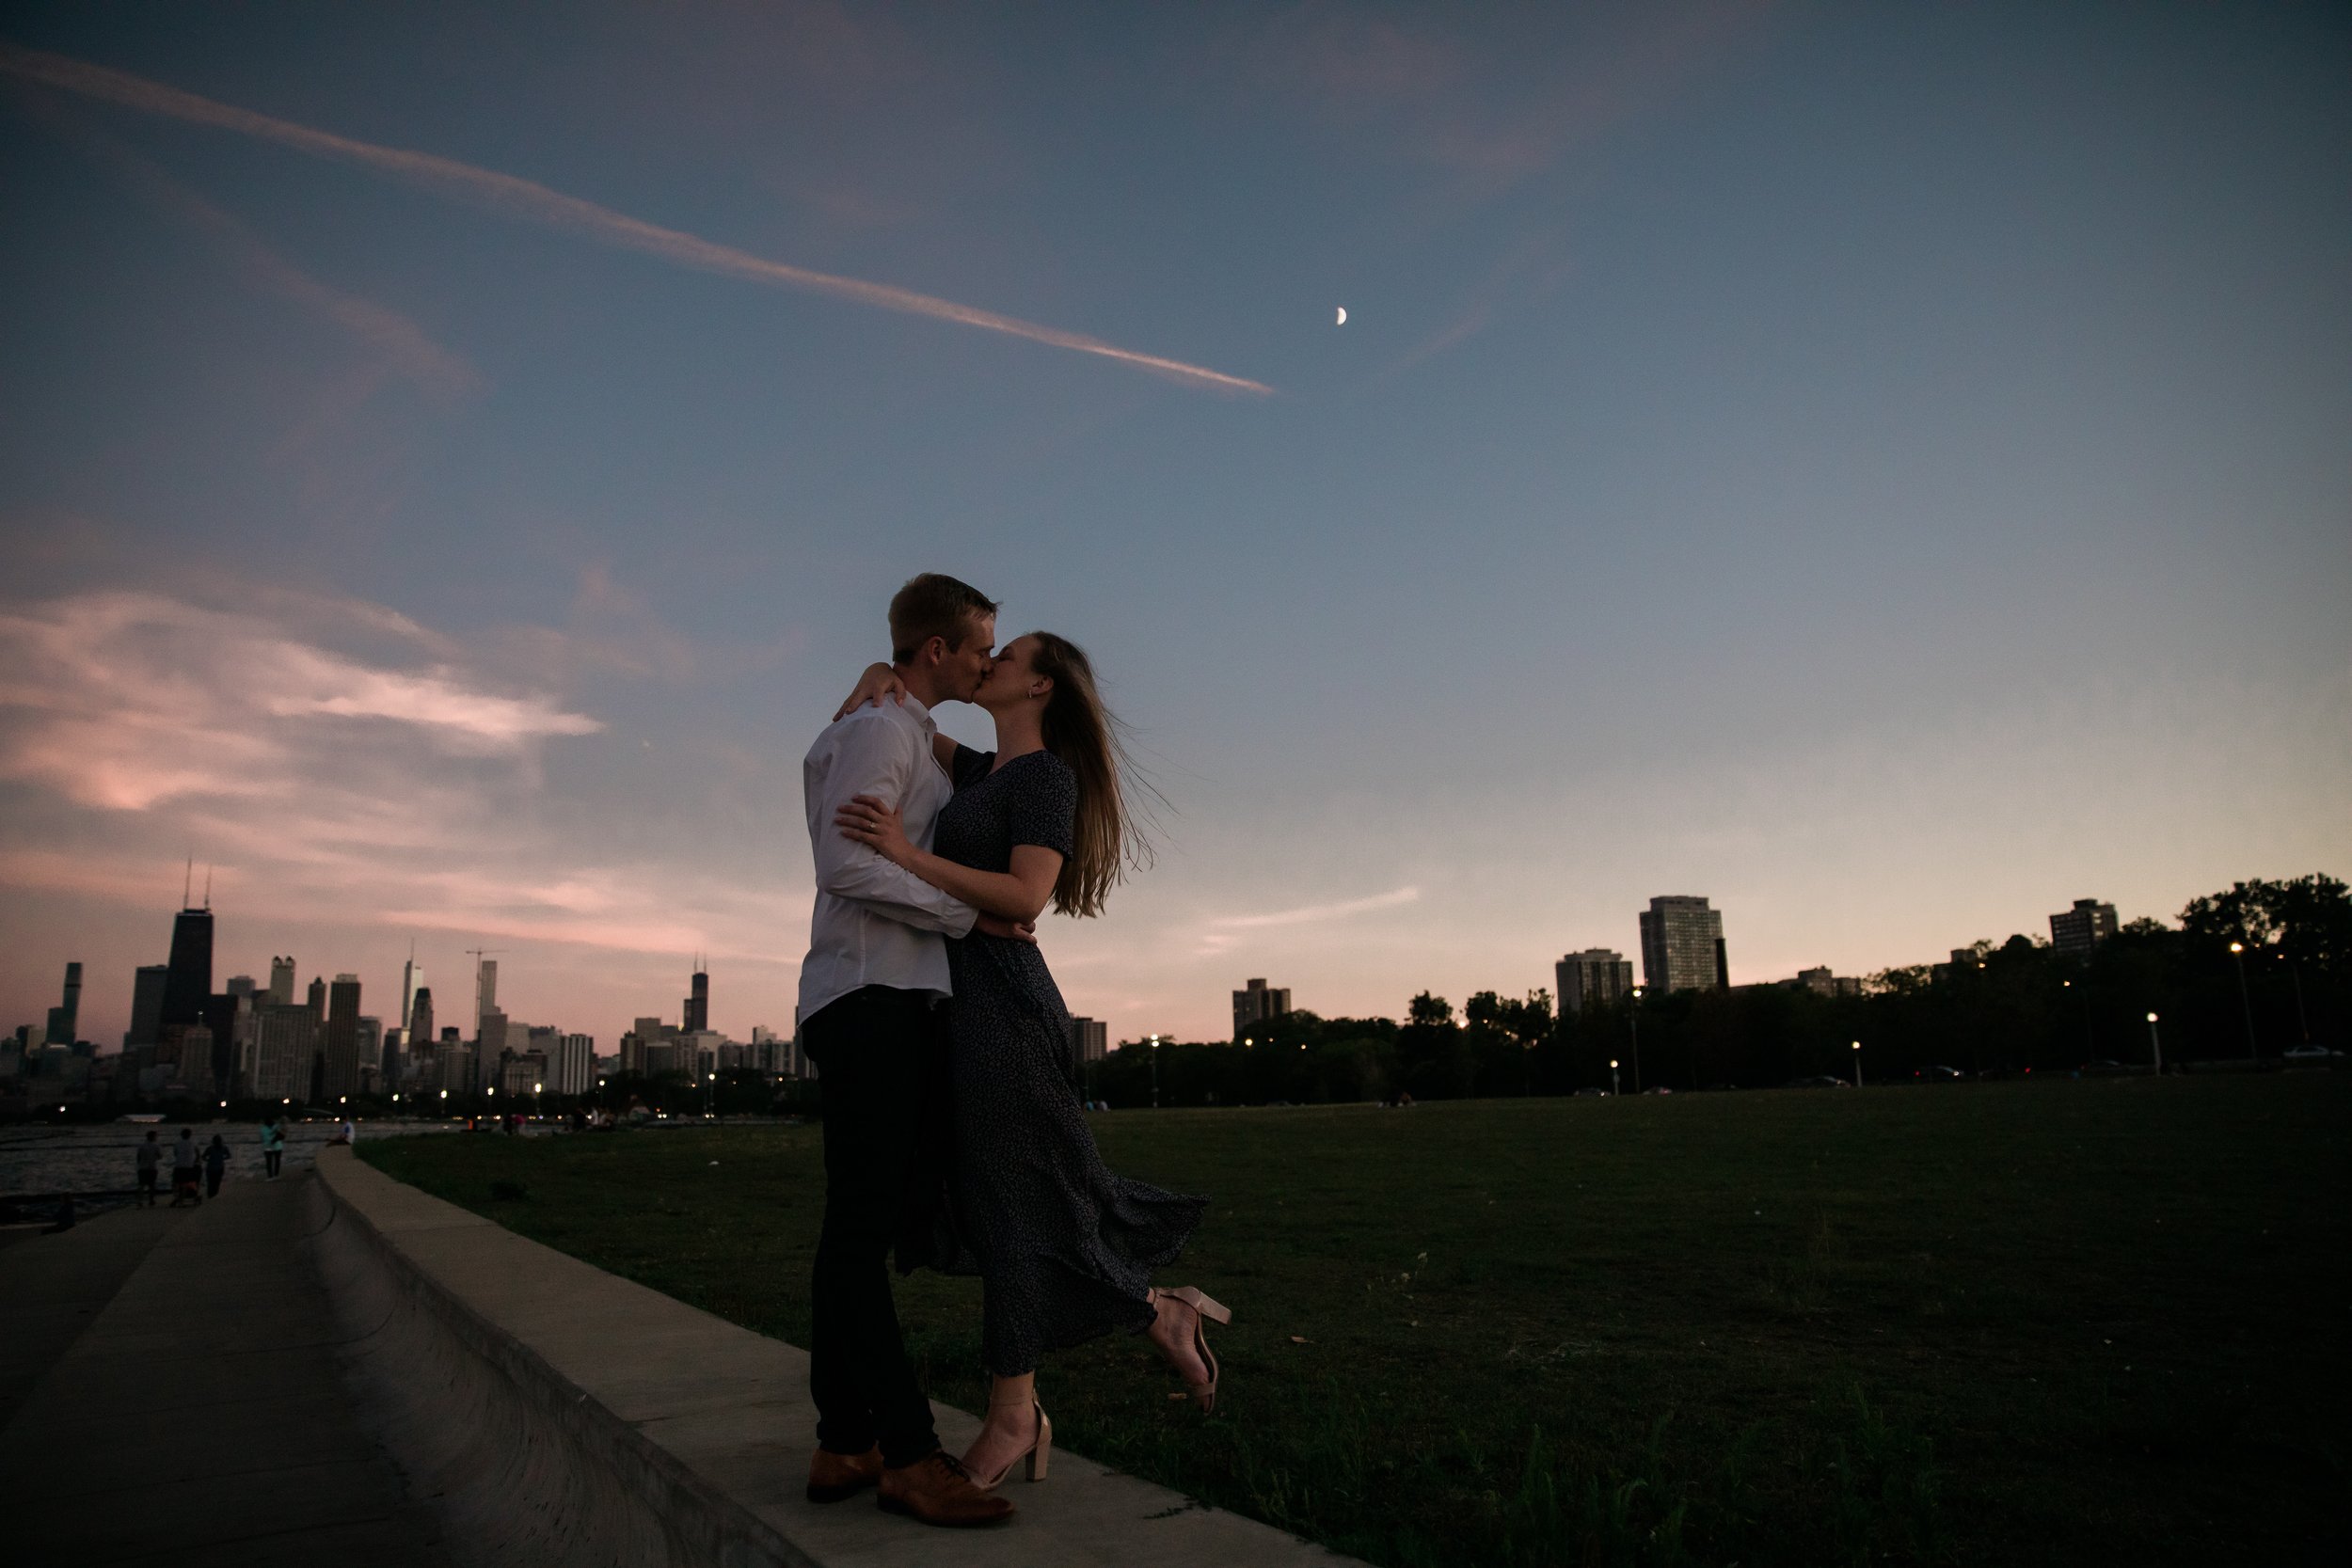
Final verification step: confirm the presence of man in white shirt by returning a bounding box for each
[797,573,1017,1529]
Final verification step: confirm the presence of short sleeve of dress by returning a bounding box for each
[949,742,994,792]
[1008,754,1078,858]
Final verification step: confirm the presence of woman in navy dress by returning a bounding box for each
[834,632,1228,1491]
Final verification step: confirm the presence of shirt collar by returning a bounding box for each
[898,691,938,736]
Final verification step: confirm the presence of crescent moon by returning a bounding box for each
[1335,307,1347,325]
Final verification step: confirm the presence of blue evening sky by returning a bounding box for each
[2,2,2345,1046]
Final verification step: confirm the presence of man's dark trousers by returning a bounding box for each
[802,984,946,1468]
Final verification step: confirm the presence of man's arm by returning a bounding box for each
[810,717,977,937]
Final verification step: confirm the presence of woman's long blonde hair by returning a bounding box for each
[1029,632,1156,918]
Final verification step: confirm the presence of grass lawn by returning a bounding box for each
[361,1074,2348,1567]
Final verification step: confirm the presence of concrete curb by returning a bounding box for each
[311,1148,1359,1568]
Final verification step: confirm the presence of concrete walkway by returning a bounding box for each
[0,1178,447,1567]
[0,1154,1358,1567]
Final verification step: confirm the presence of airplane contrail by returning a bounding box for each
[0,42,1275,397]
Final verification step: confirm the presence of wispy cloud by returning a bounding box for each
[0,42,1273,397]
[1227,1,1771,199]
[0,586,809,985]
[1211,885,1422,929]
[1384,228,1575,378]
[0,591,603,811]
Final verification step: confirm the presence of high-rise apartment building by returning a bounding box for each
[2048,899,2119,956]
[1555,950,1635,1015]
[127,964,168,1049]
[45,961,83,1045]
[475,958,500,1040]
[250,1002,319,1101]
[322,974,363,1100]
[1638,896,1729,993]
[550,1033,595,1096]
[163,905,215,1031]
[268,956,296,1006]
[1797,967,1865,998]
[1068,1016,1109,1065]
[1232,978,1292,1037]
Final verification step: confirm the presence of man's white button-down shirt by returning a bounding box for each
[797,694,977,1025]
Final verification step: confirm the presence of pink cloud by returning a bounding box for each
[0,584,818,1045]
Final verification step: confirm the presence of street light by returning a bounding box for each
[2228,942,2257,1060]
[1851,1039,1863,1088]
[2146,1012,2162,1074]
[1609,1058,1621,1096]
[2063,978,2094,1058]
[1629,987,1644,1095]
[1149,1035,1161,1109]
[2278,949,2312,1044]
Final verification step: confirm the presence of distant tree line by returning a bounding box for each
[1089,874,2350,1109]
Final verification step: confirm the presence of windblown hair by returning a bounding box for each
[888,573,998,663]
[1028,632,1158,919]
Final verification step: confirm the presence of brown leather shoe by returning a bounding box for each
[806,1444,883,1503]
[877,1451,1016,1527]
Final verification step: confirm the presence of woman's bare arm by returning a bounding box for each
[835,795,1060,923]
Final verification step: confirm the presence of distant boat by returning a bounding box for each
[120,1114,165,1123]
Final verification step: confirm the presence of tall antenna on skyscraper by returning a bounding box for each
[201,865,212,910]
[183,857,193,909]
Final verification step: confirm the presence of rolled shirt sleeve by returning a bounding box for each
[808,712,977,938]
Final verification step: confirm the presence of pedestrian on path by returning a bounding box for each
[202,1134,230,1199]
[168,1128,201,1207]
[261,1117,285,1180]
[135,1131,161,1206]
[337,1116,357,1145]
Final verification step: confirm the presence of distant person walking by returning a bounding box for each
[202,1134,230,1199]
[168,1128,201,1207]
[260,1117,285,1180]
[135,1131,162,1206]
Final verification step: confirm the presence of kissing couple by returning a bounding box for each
[795,573,1230,1528]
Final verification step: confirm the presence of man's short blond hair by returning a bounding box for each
[888,574,998,663]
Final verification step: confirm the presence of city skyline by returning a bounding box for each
[2,6,2346,1046]
[3,874,2278,1057]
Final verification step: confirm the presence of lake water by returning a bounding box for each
[0,1119,460,1215]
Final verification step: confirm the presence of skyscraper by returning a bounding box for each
[400,951,422,1040]
[408,988,436,1058]
[268,956,296,1006]
[2048,899,2119,956]
[1555,949,1635,1015]
[1232,978,1292,1037]
[1638,897,1728,994]
[127,964,168,1049]
[323,974,362,1100]
[162,905,215,1031]
[550,1033,595,1096]
[308,974,327,1018]
[251,1002,319,1101]
[686,963,710,1034]
[476,958,499,1040]
[44,961,83,1045]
